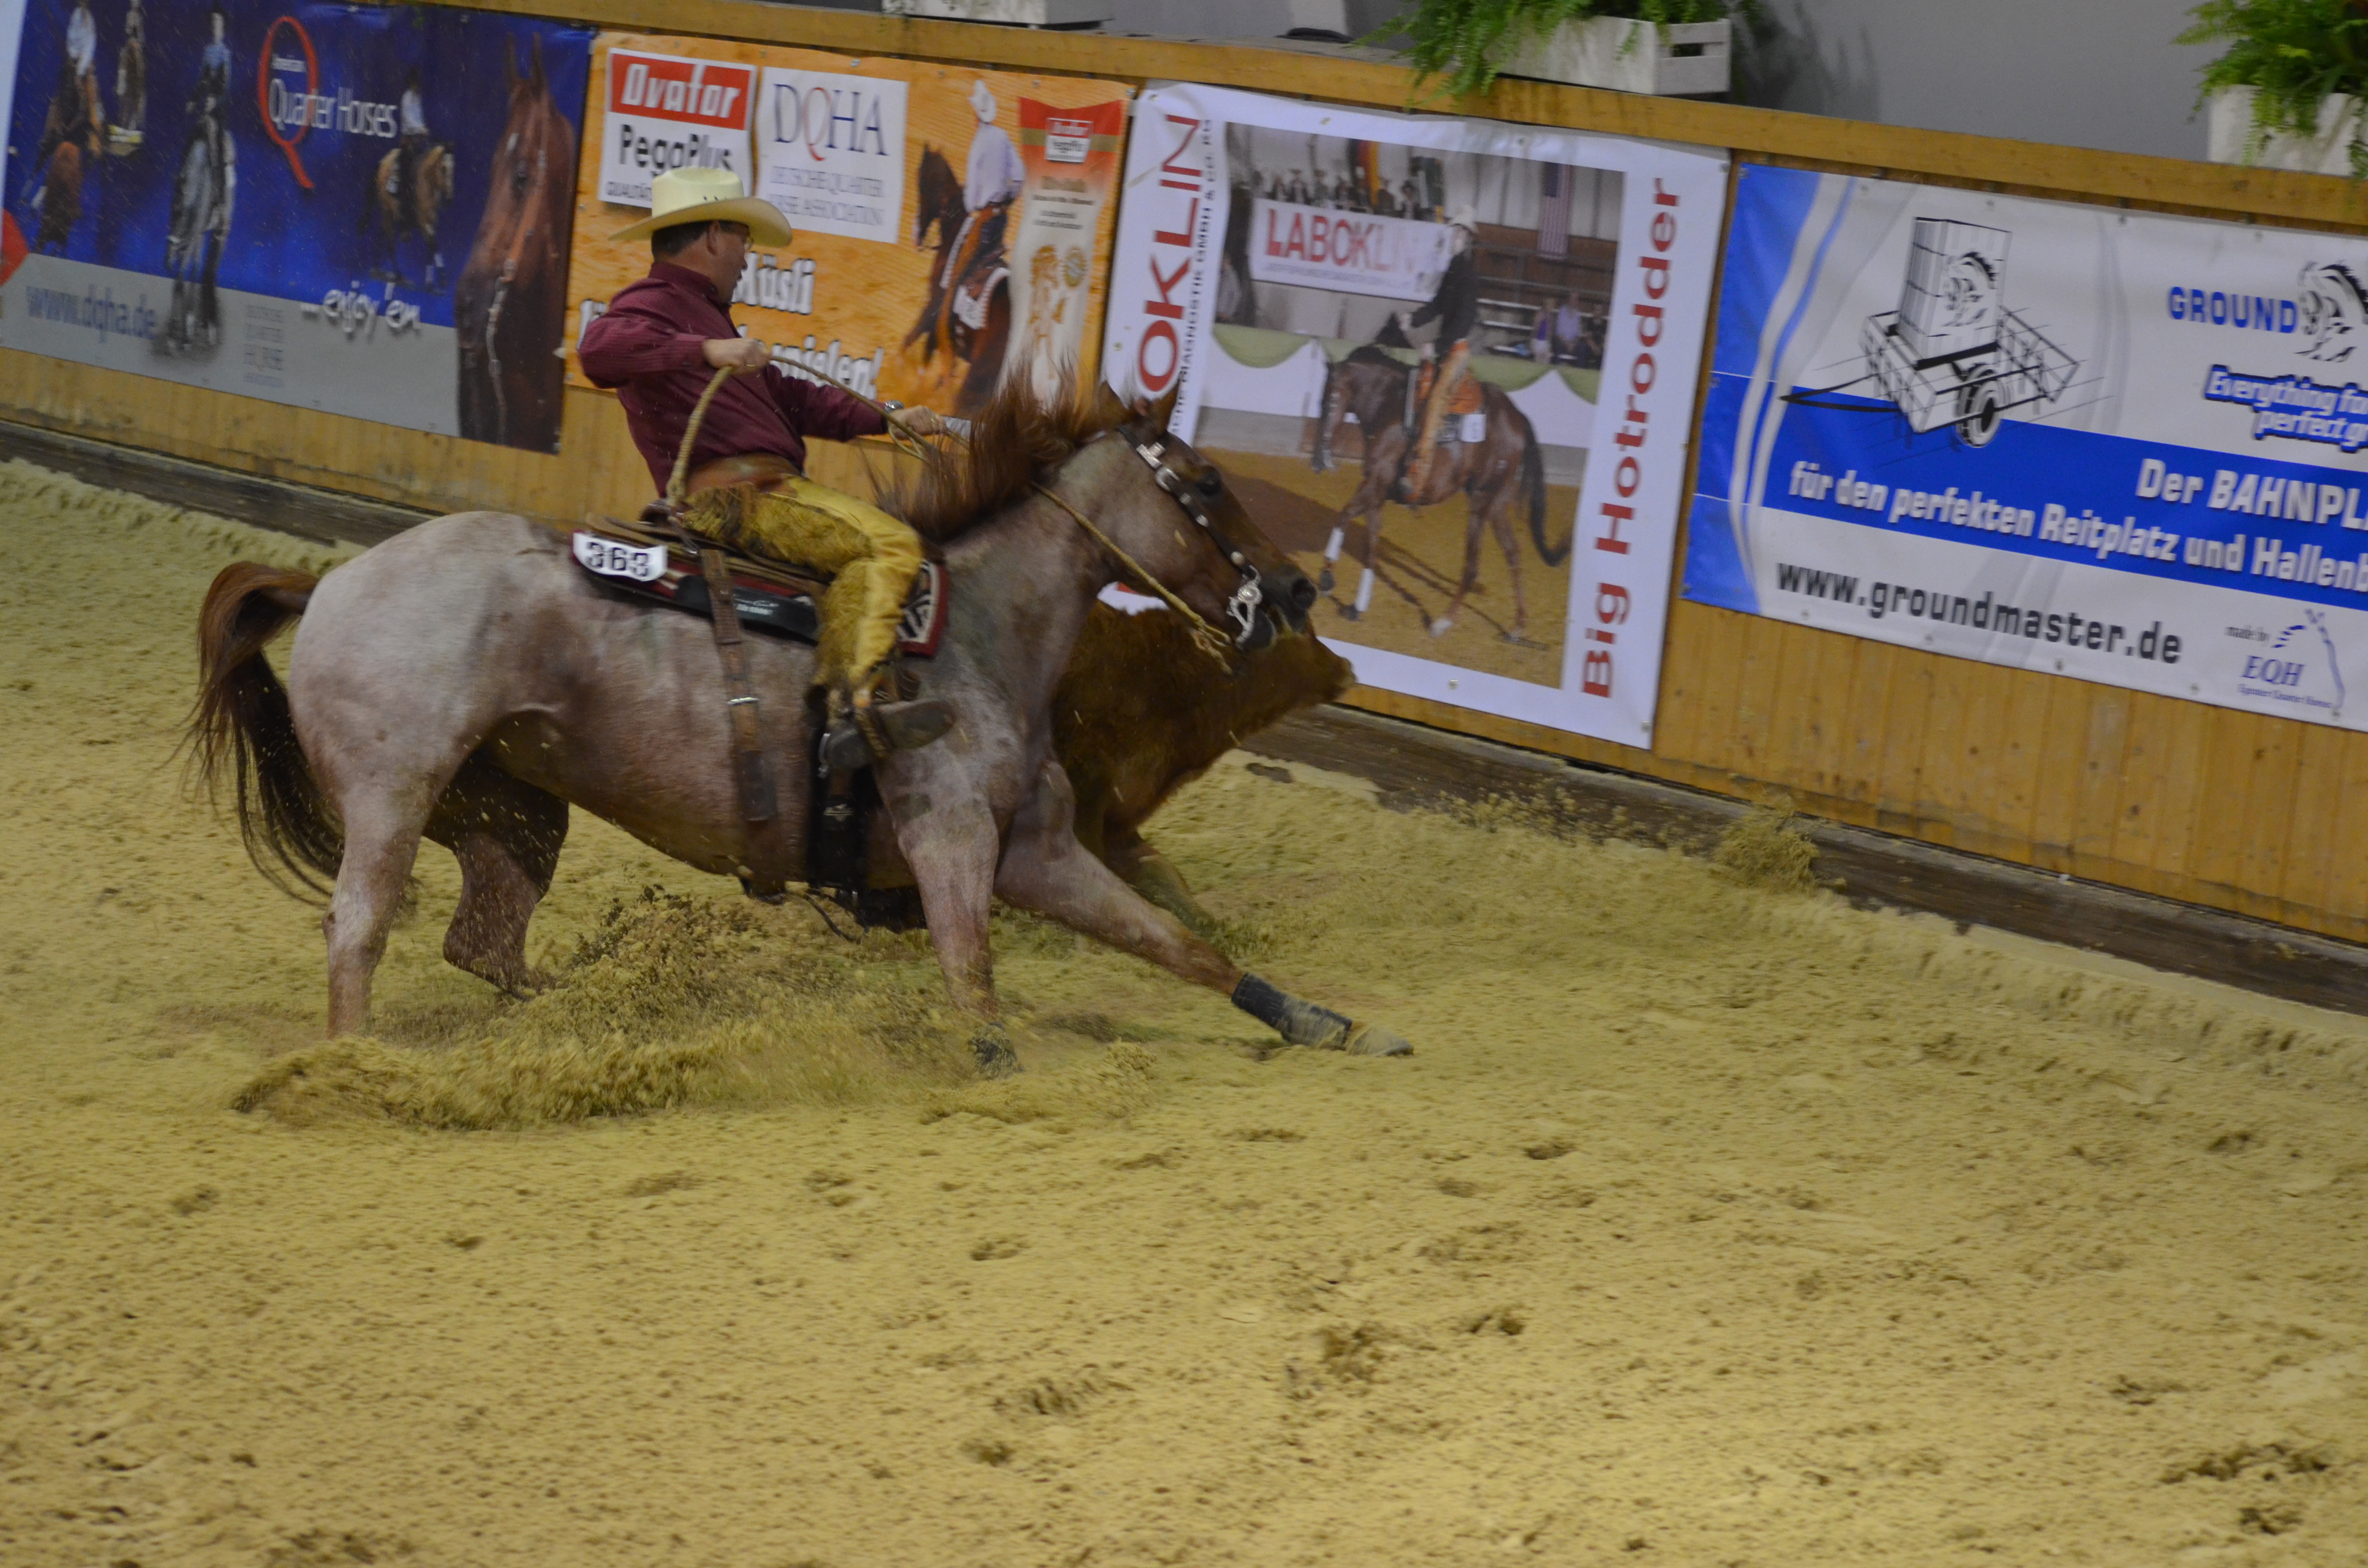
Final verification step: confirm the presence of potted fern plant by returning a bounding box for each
[1388,0,1751,98]
[2184,0,2368,176]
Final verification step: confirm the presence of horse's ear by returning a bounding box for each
[503,38,518,95]
[1145,380,1182,434]
[1087,378,1130,429]
[530,34,546,92]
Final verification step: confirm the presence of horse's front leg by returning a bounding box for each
[886,789,1019,1076]
[996,760,1410,1058]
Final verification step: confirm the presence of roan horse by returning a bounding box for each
[456,39,574,451]
[365,141,455,291]
[906,146,1011,416]
[188,382,1410,1071]
[1311,342,1564,643]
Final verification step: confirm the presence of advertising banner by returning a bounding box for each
[1101,82,1727,746]
[1687,165,2368,731]
[565,32,1130,426]
[597,49,754,209]
[0,0,593,451]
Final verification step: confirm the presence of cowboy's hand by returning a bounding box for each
[703,336,771,374]
[888,405,948,439]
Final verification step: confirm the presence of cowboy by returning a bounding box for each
[184,6,231,212]
[393,68,429,212]
[34,0,105,183]
[937,80,1022,347]
[115,0,145,137]
[1393,209,1480,501]
[577,166,953,769]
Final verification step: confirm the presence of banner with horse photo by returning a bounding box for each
[0,0,593,451]
[562,33,1130,423]
[1100,82,1727,746]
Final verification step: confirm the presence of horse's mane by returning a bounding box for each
[1344,344,1406,371]
[887,376,1129,546]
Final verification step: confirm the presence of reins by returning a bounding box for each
[664,362,1240,666]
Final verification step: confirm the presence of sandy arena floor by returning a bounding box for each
[2,458,2365,1568]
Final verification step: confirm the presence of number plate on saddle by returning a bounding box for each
[569,527,948,657]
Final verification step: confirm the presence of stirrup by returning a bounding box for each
[821,698,955,772]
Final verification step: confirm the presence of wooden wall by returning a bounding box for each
[11,2,2368,943]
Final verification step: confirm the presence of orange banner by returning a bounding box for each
[564,32,1131,421]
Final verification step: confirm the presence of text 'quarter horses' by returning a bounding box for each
[189,381,1408,1073]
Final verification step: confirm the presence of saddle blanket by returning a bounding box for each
[570,528,949,657]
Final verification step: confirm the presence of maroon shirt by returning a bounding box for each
[577,261,887,492]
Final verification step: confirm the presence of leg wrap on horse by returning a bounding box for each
[1231,972,1351,1049]
[1233,973,1414,1056]
[682,477,925,698]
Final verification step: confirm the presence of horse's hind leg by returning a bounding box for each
[1486,483,1529,643]
[425,751,568,998]
[320,788,432,1039]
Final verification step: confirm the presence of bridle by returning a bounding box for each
[1118,423,1267,652]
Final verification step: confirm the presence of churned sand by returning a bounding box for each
[2,458,2364,1567]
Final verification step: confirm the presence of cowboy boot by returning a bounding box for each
[820,682,955,772]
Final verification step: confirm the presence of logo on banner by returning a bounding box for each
[258,17,314,188]
[254,16,403,191]
[599,50,755,209]
[2230,611,2347,717]
[1246,198,1452,302]
[753,68,906,245]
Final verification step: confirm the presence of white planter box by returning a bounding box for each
[885,0,1115,24]
[2207,86,2364,177]
[1499,15,1731,97]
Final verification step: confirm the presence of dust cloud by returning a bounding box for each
[2,458,2364,1566]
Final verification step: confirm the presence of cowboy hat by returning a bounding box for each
[969,79,997,122]
[610,166,792,247]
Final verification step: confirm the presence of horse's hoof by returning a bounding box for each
[1344,1023,1413,1057]
[1316,566,1335,594]
[1429,616,1455,637]
[972,1023,1021,1079]
[1338,604,1361,622]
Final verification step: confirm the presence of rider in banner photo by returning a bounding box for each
[186,5,231,208]
[940,79,1021,339]
[1393,209,1480,502]
[578,167,954,771]
[394,67,429,212]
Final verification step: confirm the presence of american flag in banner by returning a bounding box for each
[1536,165,1572,258]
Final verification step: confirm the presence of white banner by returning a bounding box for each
[753,66,905,246]
[1246,198,1453,301]
[597,49,755,209]
[1103,81,1728,747]
[1686,166,2368,732]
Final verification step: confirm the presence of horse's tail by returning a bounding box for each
[186,562,343,899]
[1521,423,1566,567]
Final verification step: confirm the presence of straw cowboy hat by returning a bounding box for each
[610,166,792,247]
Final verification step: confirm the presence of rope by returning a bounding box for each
[666,365,739,509]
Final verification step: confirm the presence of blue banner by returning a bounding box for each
[2,0,592,450]
[1686,164,2368,731]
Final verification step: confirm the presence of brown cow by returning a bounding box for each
[1056,601,1353,940]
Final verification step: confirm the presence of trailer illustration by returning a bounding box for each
[1850,218,2078,446]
